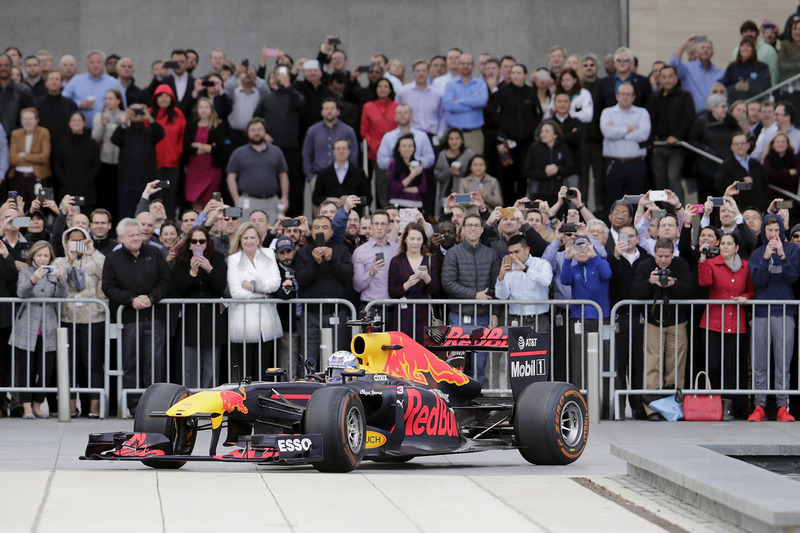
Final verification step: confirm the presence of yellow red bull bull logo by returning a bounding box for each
[381,332,469,386]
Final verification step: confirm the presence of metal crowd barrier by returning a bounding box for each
[0,297,111,418]
[115,298,357,418]
[610,299,800,420]
[364,299,604,396]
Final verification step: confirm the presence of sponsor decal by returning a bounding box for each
[276,437,313,453]
[396,386,404,395]
[439,326,508,349]
[373,374,388,381]
[219,386,248,414]
[365,431,387,449]
[508,328,549,397]
[510,357,547,378]
[359,389,383,396]
[432,389,450,402]
[216,449,277,460]
[403,388,459,437]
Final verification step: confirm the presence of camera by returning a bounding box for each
[560,223,577,233]
[657,268,671,287]
[706,246,720,258]
[282,219,300,227]
[242,59,249,68]
[223,207,243,218]
[566,189,577,198]
[524,201,540,210]
[201,80,215,87]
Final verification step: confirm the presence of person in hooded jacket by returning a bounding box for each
[150,84,186,219]
[53,226,106,418]
[54,112,100,211]
[747,214,800,422]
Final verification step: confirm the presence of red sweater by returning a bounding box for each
[360,99,399,160]
[698,255,755,333]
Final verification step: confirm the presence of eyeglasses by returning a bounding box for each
[615,58,631,63]
[190,239,207,244]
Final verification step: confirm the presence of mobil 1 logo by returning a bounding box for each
[508,327,549,398]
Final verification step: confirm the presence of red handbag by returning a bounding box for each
[683,371,723,421]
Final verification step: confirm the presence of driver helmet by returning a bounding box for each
[326,350,358,381]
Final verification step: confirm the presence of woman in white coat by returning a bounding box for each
[226,223,282,382]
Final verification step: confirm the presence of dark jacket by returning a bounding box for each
[172,251,227,342]
[607,245,651,306]
[714,155,768,210]
[719,61,771,102]
[523,139,575,199]
[253,85,305,148]
[494,83,542,143]
[646,87,696,142]
[631,254,693,326]
[35,93,78,154]
[749,214,800,317]
[123,79,146,106]
[689,112,740,160]
[0,253,18,329]
[441,240,500,316]
[294,239,353,310]
[93,236,118,257]
[102,243,172,322]
[54,131,101,204]
[297,80,335,136]
[312,163,371,207]
[271,263,297,329]
[110,121,165,183]
[0,80,35,135]
[480,222,548,259]
[596,73,651,114]
[762,150,800,197]
[183,120,226,168]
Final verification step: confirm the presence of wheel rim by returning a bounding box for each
[345,406,363,452]
[560,400,583,447]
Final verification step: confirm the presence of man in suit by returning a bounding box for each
[714,132,768,211]
[147,49,196,118]
[595,47,651,118]
[312,138,371,208]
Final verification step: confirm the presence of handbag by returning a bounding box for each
[683,371,723,421]
[648,391,683,422]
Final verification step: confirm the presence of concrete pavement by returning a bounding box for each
[3,417,799,532]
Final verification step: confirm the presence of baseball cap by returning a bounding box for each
[275,236,295,252]
[572,236,589,246]
[303,59,321,71]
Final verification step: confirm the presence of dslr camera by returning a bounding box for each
[656,268,671,287]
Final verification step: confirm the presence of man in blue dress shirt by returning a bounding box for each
[443,54,488,155]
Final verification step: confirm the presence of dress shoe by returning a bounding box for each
[777,406,795,422]
[647,412,664,421]
[747,405,766,422]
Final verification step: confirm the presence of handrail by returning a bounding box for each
[653,140,722,164]
[767,183,800,204]
[744,70,800,104]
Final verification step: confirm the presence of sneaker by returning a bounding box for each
[777,406,795,422]
[747,405,766,422]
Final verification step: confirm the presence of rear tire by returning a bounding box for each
[303,387,365,472]
[133,383,197,469]
[514,382,588,465]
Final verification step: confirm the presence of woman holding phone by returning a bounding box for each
[433,128,474,218]
[388,222,440,341]
[388,134,427,208]
[173,225,227,388]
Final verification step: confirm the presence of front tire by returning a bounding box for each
[514,382,588,465]
[133,383,197,469]
[303,387,365,472]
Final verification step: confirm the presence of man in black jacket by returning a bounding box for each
[110,104,165,218]
[714,132,768,211]
[595,47,651,116]
[0,239,18,416]
[608,222,650,419]
[632,237,693,420]
[294,215,353,373]
[270,236,301,379]
[312,139,371,208]
[0,54,35,137]
[101,217,171,415]
[35,70,78,175]
[647,66,695,203]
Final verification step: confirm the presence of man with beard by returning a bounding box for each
[59,55,77,86]
[226,117,289,223]
[270,236,301,378]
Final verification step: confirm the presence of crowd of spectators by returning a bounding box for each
[2,10,800,420]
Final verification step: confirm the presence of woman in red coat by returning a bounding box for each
[360,79,399,163]
[150,84,186,219]
[698,233,755,418]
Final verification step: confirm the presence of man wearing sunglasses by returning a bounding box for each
[596,47,651,116]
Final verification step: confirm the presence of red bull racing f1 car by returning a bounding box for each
[80,317,589,472]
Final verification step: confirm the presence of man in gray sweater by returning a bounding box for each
[441,213,500,386]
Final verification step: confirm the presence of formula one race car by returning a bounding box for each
[80,317,589,472]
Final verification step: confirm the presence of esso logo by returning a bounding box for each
[277,437,312,453]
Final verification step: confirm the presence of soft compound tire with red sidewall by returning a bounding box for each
[303,387,365,472]
[513,381,589,465]
[133,383,197,469]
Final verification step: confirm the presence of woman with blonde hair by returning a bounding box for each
[226,222,282,381]
[184,97,225,212]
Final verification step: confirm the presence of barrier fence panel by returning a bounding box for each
[115,298,357,418]
[0,297,111,418]
[610,299,800,420]
[364,299,604,399]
